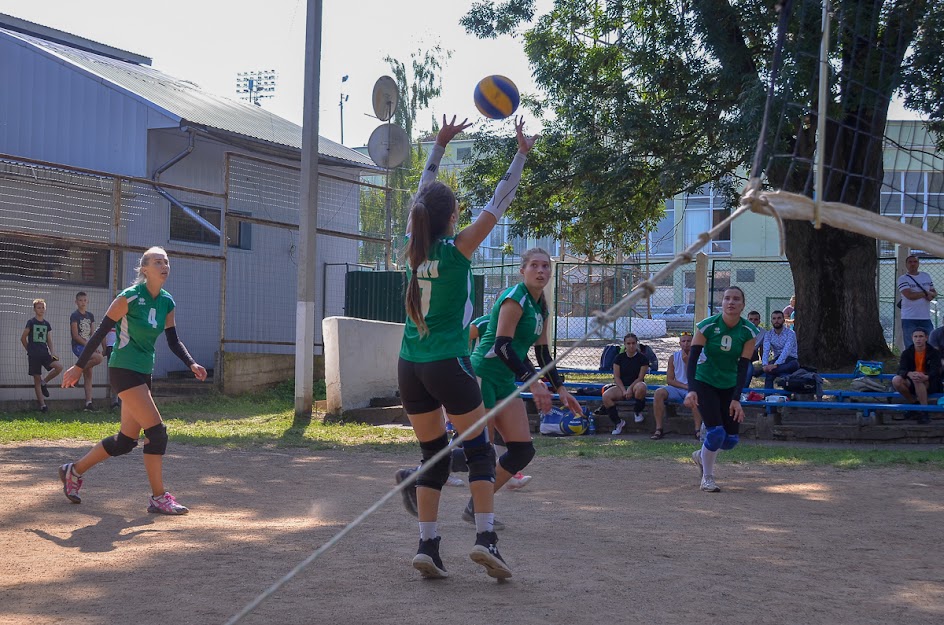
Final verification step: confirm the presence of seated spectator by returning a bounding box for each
[892,328,942,424]
[595,333,649,435]
[650,332,701,440]
[756,310,799,389]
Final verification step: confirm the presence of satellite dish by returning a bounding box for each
[372,76,399,121]
[367,123,410,169]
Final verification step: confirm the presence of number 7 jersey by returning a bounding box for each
[109,283,177,374]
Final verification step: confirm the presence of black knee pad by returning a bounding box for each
[450,447,469,473]
[101,432,138,457]
[415,434,450,491]
[464,441,496,483]
[499,441,536,475]
[143,423,168,455]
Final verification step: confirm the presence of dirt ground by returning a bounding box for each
[2,441,943,625]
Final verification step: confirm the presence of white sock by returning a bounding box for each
[474,512,494,533]
[72,466,83,477]
[701,446,719,477]
[418,522,438,541]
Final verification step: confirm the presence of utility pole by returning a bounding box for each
[339,75,349,144]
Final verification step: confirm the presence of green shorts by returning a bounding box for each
[477,375,518,409]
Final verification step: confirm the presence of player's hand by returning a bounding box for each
[515,116,538,154]
[530,380,553,414]
[730,400,745,423]
[61,366,82,388]
[558,388,582,416]
[436,115,472,147]
[684,391,699,411]
[191,363,208,382]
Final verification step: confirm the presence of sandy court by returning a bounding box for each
[1,441,943,625]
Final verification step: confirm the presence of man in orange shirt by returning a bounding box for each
[891,328,941,424]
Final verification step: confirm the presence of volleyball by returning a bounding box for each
[473,75,520,120]
[564,411,589,436]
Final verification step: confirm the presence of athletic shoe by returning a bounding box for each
[394,468,419,517]
[147,492,189,515]
[461,499,506,531]
[506,472,532,490]
[700,475,721,492]
[41,383,49,398]
[39,405,48,413]
[470,531,512,579]
[58,463,82,504]
[633,412,645,423]
[691,449,704,480]
[446,474,465,487]
[592,405,608,417]
[84,402,95,412]
[412,536,448,579]
[611,419,626,435]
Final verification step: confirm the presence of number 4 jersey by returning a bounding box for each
[109,283,177,374]
[399,236,474,363]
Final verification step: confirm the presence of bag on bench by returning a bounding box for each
[776,368,823,396]
[850,375,887,392]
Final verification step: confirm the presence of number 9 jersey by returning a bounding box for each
[109,283,177,374]
[694,313,759,389]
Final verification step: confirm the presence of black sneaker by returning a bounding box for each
[39,405,49,413]
[41,383,49,398]
[592,404,608,417]
[412,536,448,579]
[394,468,418,517]
[84,402,96,412]
[461,498,506,531]
[470,531,512,579]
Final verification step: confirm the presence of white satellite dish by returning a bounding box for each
[372,76,399,121]
[367,123,410,169]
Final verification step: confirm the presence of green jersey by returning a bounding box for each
[695,313,759,389]
[399,236,475,363]
[471,283,547,383]
[109,283,176,374]
[470,314,490,353]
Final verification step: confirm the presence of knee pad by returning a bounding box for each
[450,447,469,473]
[704,425,726,452]
[101,432,138,457]
[499,441,535,475]
[721,434,739,450]
[415,434,450,490]
[143,423,168,455]
[463,432,496,484]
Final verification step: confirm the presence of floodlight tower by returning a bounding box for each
[339,74,349,144]
[236,69,278,106]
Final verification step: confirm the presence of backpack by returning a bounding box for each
[850,376,887,392]
[638,343,659,372]
[600,344,621,372]
[777,368,822,396]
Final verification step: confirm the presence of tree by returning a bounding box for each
[462,0,942,368]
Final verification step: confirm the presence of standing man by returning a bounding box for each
[650,332,701,440]
[898,255,936,349]
[70,291,104,411]
[758,310,799,389]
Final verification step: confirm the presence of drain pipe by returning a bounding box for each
[151,127,220,238]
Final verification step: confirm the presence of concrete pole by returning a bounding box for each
[295,0,323,416]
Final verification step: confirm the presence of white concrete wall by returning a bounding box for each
[323,316,403,414]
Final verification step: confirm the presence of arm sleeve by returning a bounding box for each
[417,144,445,193]
[165,326,197,367]
[774,331,797,365]
[481,153,527,220]
[687,344,703,388]
[737,357,751,390]
[495,335,537,383]
[75,317,116,369]
[534,344,564,389]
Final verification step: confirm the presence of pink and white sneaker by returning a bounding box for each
[147,492,189,515]
[506,472,532,490]
[58,462,83,504]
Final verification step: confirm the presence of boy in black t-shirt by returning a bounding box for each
[20,299,64,412]
[70,291,104,411]
[596,333,650,434]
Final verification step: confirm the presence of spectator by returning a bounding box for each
[757,310,800,389]
[898,255,937,349]
[892,328,941,424]
[783,295,796,330]
[597,333,649,434]
[746,311,766,361]
[70,291,104,412]
[20,298,64,412]
[650,332,701,440]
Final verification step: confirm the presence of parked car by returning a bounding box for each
[653,304,697,332]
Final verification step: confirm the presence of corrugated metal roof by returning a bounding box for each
[1,27,376,169]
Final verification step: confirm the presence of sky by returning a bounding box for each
[0,0,553,149]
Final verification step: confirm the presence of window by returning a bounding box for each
[649,204,675,256]
[170,204,251,249]
[736,269,756,283]
[681,186,731,254]
[456,147,472,161]
[0,235,110,287]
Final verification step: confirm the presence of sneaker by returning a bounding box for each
[39,405,48,413]
[84,402,95,412]
[412,536,448,579]
[147,492,189,515]
[691,449,704,480]
[461,499,506,531]
[633,412,645,423]
[592,405,608,417]
[41,383,49,398]
[394,468,419,517]
[611,419,626,435]
[700,475,721,492]
[58,463,82,504]
[506,472,532,490]
[446,474,465,487]
[470,531,512,579]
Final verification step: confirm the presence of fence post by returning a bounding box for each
[545,260,557,357]
[894,245,907,350]
[694,252,709,326]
